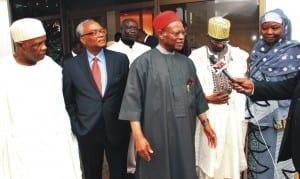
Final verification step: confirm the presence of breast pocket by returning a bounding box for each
[187,85,196,112]
[172,84,187,118]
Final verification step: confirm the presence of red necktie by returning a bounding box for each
[92,57,102,96]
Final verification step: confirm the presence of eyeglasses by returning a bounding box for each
[210,38,229,45]
[81,29,107,37]
[168,31,187,37]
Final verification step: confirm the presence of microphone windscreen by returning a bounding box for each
[209,55,218,64]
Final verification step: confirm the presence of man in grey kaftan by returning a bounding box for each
[119,11,216,179]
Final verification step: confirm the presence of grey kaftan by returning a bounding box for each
[119,48,208,179]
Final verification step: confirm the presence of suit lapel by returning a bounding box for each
[104,49,113,96]
[77,51,101,95]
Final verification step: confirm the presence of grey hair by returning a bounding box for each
[75,19,95,38]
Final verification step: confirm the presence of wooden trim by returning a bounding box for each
[259,0,265,18]
[258,0,265,32]
[67,0,208,18]
[67,1,154,18]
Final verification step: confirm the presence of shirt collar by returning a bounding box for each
[71,51,77,57]
[144,35,149,43]
[86,49,105,64]
[156,44,175,55]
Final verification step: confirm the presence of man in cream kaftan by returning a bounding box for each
[0,18,81,179]
[0,55,82,179]
[189,17,248,179]
[190,45,248,178]
[190,44,248,179]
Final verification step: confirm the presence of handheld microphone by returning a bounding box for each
[209,55,236,82]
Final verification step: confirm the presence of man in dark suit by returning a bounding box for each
[230,74,300,172]
[63,40,84,60]
[136,29,158,48]
[63,19,130,179]
[61,40,84,67]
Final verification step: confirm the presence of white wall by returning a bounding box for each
[0,0,13,57]
[265,0,300,41]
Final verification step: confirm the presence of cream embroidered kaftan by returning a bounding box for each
[0,56,82,179]
[190,45,248,179]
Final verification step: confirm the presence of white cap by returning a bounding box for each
[10,18,46,42]
[261,12,282,24]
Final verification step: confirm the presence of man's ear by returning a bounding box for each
[157,30,165,39]
[79,37,86,46]
[16,42,25,50]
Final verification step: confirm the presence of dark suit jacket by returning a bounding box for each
[63,52,74,60]
[145,35,158,48]
[63,49,130,146]
[252,73,300,171]
[61,53,74,67]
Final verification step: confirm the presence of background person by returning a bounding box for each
[63,19,130,179]
[177,21,190,56]
[106,32,122,47]
[136,28,158,48]
[63,40,84,60]
[119,10,216,179]
[108,19,150,65]
[107,18,150,179]
[0,18,82,179]
[114,32,122,42]
[189,16,248,179]
[62,40,84,66]
[245,9,300,179]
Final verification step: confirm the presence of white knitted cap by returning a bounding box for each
[10,18,46,42]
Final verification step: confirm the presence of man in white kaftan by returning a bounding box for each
[189,17,248,179]
[108,39,150,65]
[0,18,81,179]
[107,19,150,65]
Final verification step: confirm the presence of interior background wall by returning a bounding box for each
[265,0,300,41]
[0,0,13,57]
[2,0,299,59]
